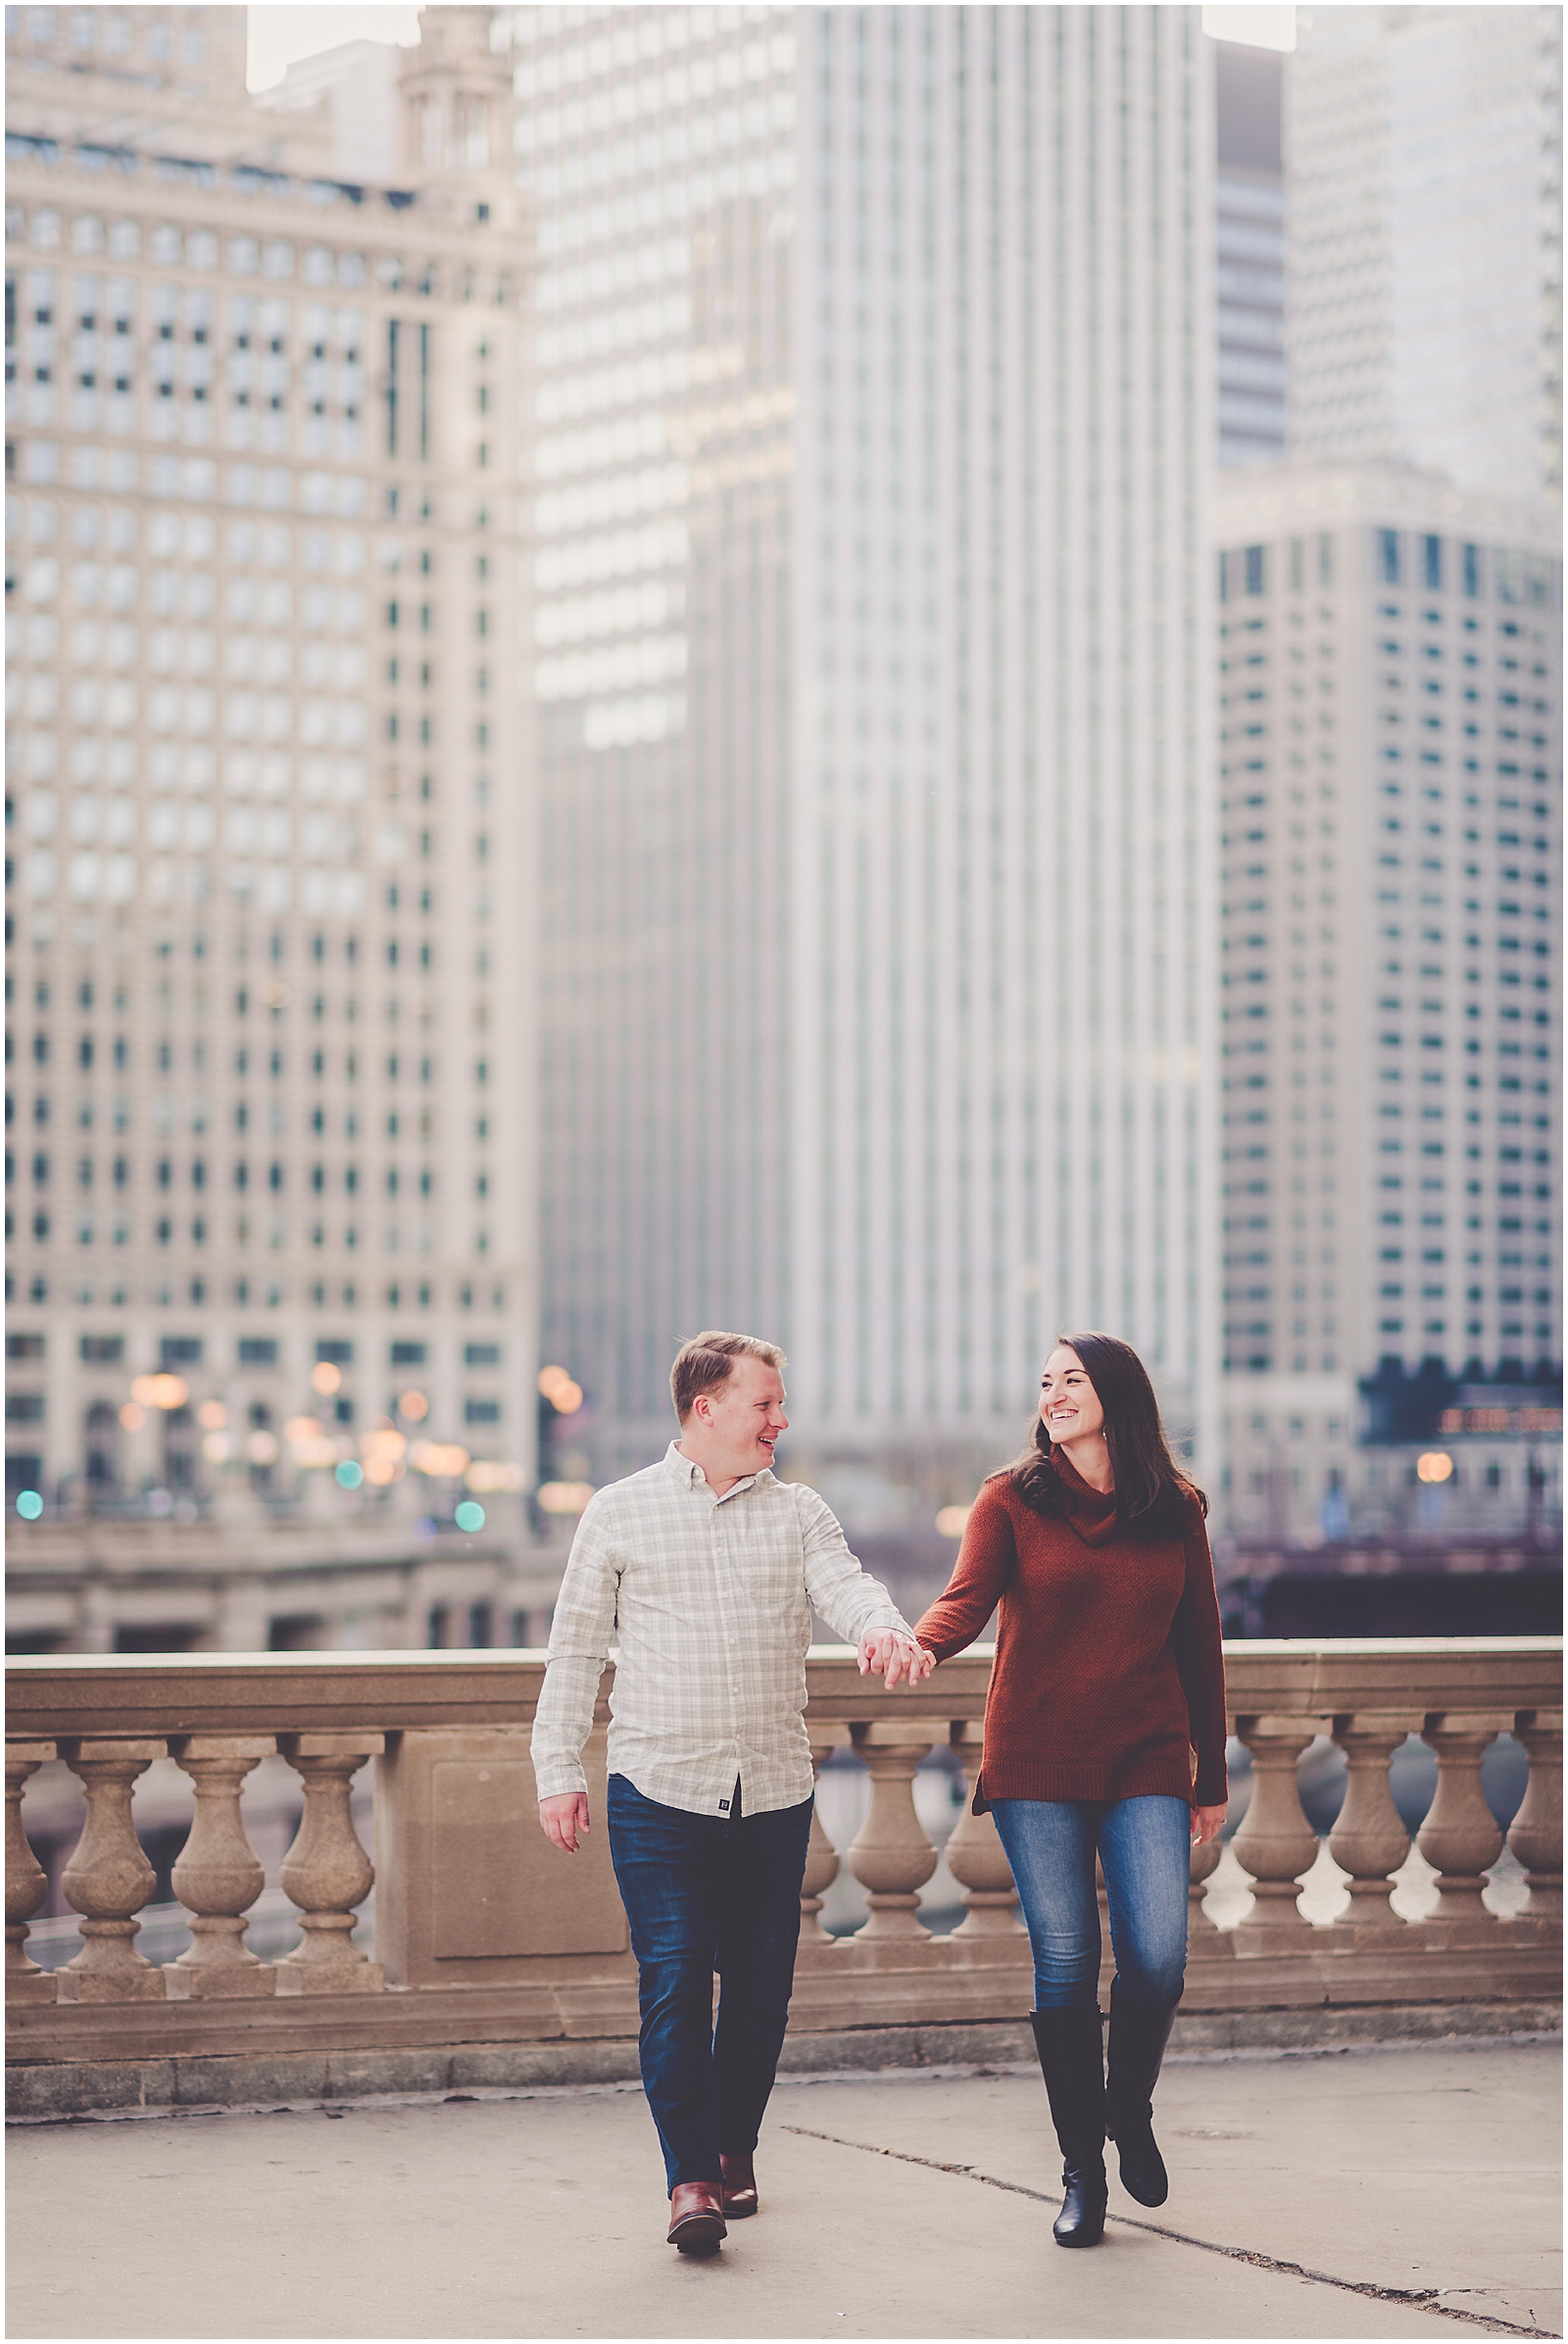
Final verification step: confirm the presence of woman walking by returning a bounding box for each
[913,1333,1228,2249]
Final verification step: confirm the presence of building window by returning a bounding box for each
[1378,530,1400,586]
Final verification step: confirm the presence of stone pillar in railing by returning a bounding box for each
[1417,1712,1510,1926]
[1330,1714,1417,1924]
[943,1725,1025,1938]
[275,1733,385,1992]
[1231,1717,1323,1930]
[1508,1709,1563,1923]
[164,1734,277,1998]
[845,1725,937,1940]
[57,1738,168,2001]
[800,1741,844,1944]
[7,1740,58,2005]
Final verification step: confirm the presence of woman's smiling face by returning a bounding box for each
[1039,1345,1106,1445]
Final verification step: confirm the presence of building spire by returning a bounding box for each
[398,7,516,223]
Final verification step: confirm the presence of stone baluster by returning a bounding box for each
[1417,1713,1511,1926]
[800,1740,845,1943]
[943,1725,1025,1938]
[275,1734,385,1992]
[1508,1709,1563,1923]
[1330,1713,1418,1924]
[1231,1716,1324,1930]
[845,1725,937,1940]
[7,1740,58,2005]
[164,1734,277,1998]
[57,1738,168,2001]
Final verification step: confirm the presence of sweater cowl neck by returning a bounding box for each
[1049,1448,1122,1547]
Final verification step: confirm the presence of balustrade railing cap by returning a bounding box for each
[4,1637,1560,1745]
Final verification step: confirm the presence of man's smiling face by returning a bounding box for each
[690,1354,790,1481]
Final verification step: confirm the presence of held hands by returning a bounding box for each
[858,1628,936,1689]
[538,1791,590,1854]
[1190,1802,1227,1848]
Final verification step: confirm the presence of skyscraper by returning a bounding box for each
[4,7,536,1537]
[1213,460,1561,1541]
[514,5,1217,1497]
[1286,3,1563,502]
[1213,36,1286,467]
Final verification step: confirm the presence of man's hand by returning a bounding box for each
[539,1791,591,1853]
[858,1629,936,1689]
[1190,1802,1227,1848]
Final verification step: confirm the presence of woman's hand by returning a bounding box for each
[858,1629,935,1687]
[1190,1802,1227,1847]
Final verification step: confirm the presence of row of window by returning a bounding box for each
[8,1274,510,1315]
[13,1045,483,1088]
[5,1331,507,1369]
[8,1159,483,1197]
[7,442,459,538]
[15,1213,495,1256]
[9,213,409,294]
[1220,534,1558,606]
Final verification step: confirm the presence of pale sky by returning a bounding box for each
[245,4,1294,93]
[246,4,421,93]
[1200,6,1298,52]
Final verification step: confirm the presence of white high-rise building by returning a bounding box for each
[1212,461,1561,1542]
[1286,4,1563,503]
[4,7,538,1560]
[1213,36,1286,468]
[514,5,1217,1500]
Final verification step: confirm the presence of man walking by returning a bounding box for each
[533,1331,932,2254]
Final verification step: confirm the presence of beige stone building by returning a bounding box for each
[4,6,539,1601]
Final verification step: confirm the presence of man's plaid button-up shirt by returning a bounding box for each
[530,1441,916,1817]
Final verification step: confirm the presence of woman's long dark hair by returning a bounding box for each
[1006,1330,1207,1538]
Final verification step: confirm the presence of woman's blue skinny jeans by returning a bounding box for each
[990,1793,1191,2010]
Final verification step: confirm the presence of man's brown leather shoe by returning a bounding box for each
[718,2151,759,2218]
[666,2180,727,2254]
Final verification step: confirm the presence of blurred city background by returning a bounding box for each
[5,0,1560,1724]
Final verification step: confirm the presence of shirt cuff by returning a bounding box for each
[531,1760,588,1801]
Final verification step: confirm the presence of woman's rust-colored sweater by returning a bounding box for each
[913,1454,1229,1809]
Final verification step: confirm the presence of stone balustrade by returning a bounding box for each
[5,1637,1561,2116]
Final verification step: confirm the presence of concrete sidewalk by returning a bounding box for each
[6,2039,1560,2340]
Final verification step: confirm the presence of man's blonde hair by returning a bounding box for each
[669,1331,786,1424]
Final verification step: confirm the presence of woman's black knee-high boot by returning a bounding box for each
[1028,2007,1108,2247]
[1104,1979,1178,2207]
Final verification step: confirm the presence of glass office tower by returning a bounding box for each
[514,6,1216,1495]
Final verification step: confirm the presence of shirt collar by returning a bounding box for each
[662,1440,775,1501]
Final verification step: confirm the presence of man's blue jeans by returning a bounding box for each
[606,1773,814,2191]
[990,1794,1191,2010]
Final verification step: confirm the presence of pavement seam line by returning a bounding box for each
[779,2125,1554,2340]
